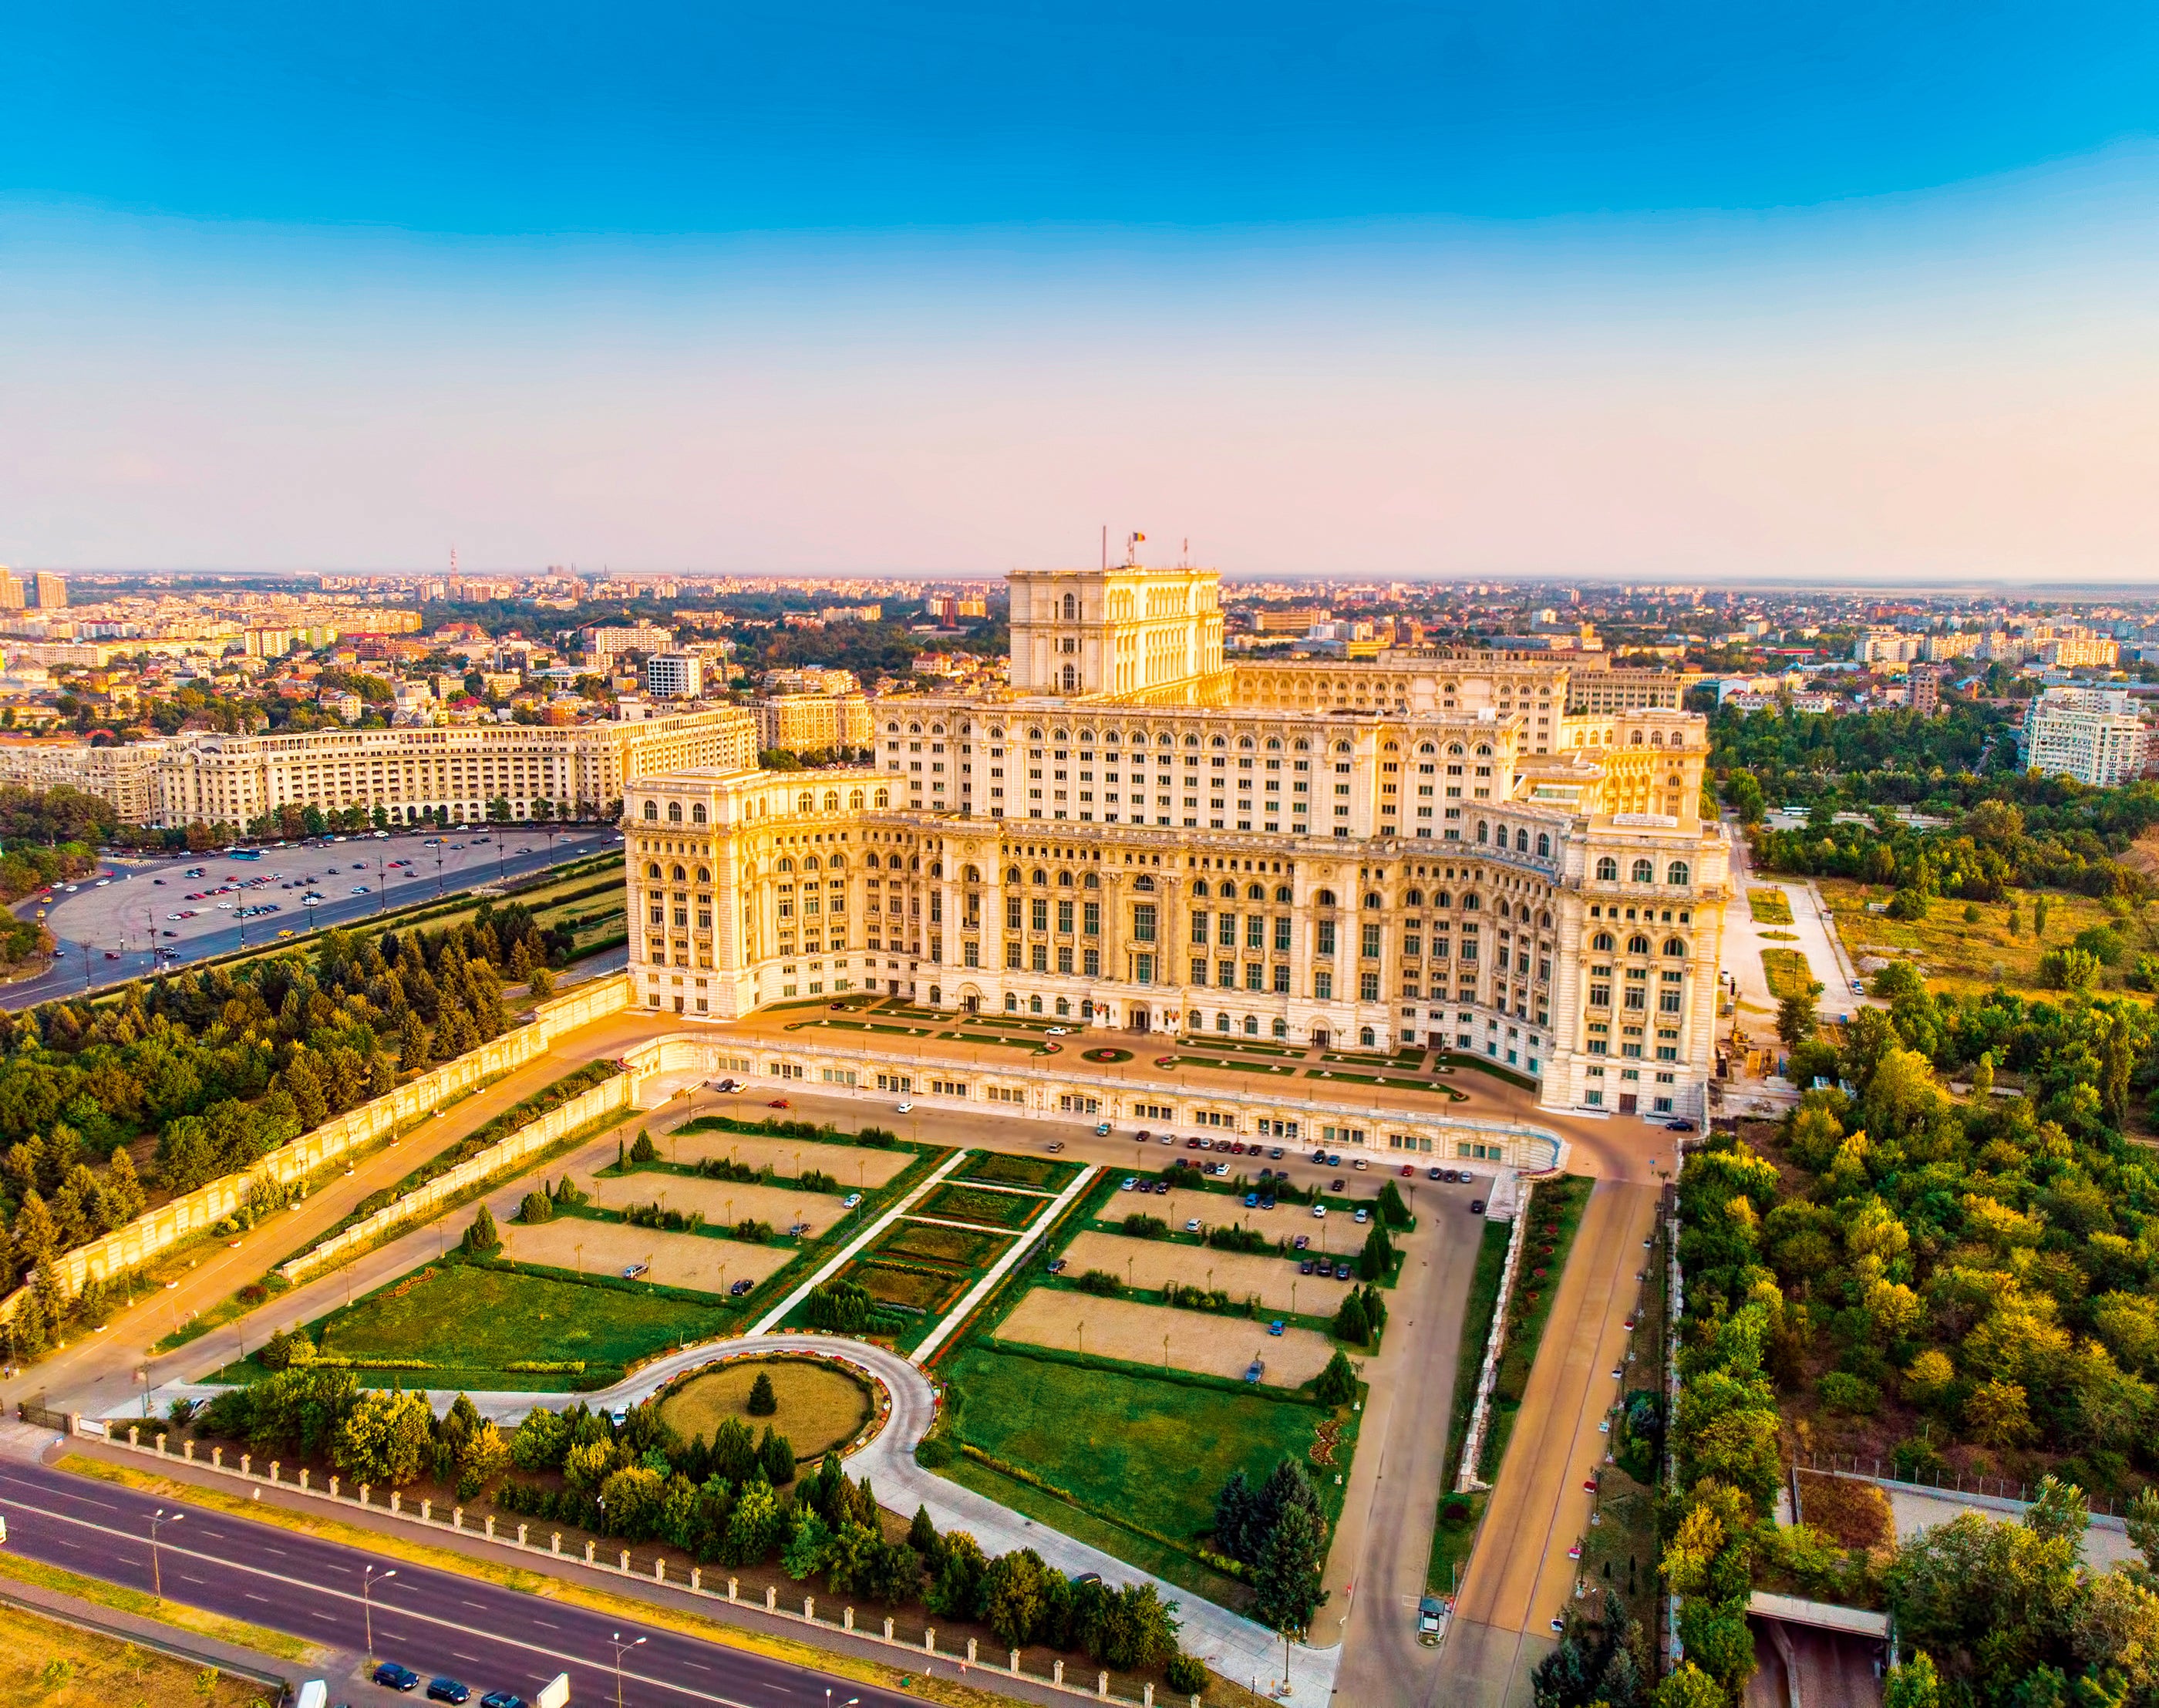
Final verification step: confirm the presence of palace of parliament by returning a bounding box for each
[626,562,1728,1122]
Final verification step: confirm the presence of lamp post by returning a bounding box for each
[609,1632,645,1708]
[148,1507,181,1600]
[361,1565,395,1653]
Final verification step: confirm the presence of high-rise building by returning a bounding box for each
[31,572,66,611]
[625,561,1724,1122]
[644,653,704,699]
[583,624,674,664]
[2020,688,2151,786]
[753,693,873,753]
[0,571,22,610]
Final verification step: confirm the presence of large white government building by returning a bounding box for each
[625,563,1727,1121]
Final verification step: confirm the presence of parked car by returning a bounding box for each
[621,1262,648,1279]
[372,1663,419,1692]
[1352,1157,1368,1171]
[1417,1595,1446,1646]
[894,1101,913,1113]
[1046,1256,1068,1274]
[1331,1178,1346,1192]
[1122,1177,1139,1192]
[1353,1208,1370,1224]
[842,1193,863,1208]
[1399,1164,1414,1177]
[1244,1359,1264,1383]
[1151,1180,1168,1194]
[1184,1218,1202,1233]
[1185,1137,1201,1149]
[1666,1119,1696,1134]
[1046,1140,1065,1152]
[1095,1122,1111,1136]
[1243,1192,1258,1208]
[1268,1319,1285,1336]
[1311,1204,1327,1219]
[1334,1263,1352,1281]
[1292,1234,1311,1250]
[768,1099,790,1108]
[480,1693,530,1708]
[729,1278,755,1296]
[1298,1258,1315,1275]
[1268,1147,1284,1160]
[1427,1167,1445,1181]
[426,1682,472,1706]
[1046,1026,1068,1036]
[1469,1198,1487,1214]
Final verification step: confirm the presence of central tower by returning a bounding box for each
[1007,563,1224,702]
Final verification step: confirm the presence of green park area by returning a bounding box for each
[1760,946,1817,999]
[1818,876,2158,1002]
[230,1259,732,1390]
[1747,887,1795,925]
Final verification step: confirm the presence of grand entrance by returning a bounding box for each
[1131,1009,1150,1033]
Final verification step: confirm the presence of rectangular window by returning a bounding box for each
[1132,904,1157,942]
[930,1080,968,1097]
[1317,919,1336,956]
[1274,917,1292,952]
[1590,983,1611,1007]
[1031,942,1048,972]
[1360,971,1381,1001]
[1056,945,1074,973]
[1005,896,1022,931]
[1218,913,1237,948]
[1191,957,1210,985]
[1031,898,1049,931]
[1083,947,1100,976]
[1005,942,1022,969]
[1245,962,1264,991]
[1361,922,1382,958]
[1134,952,1154,983]
[964,941,979,968]
[1083,901,1100,935]
[1314,970,1333,1000]
[1191,910,1210,945]
[1245,915,1264,952]
[1218,959,1236,986]
[1273,963,1291,993]
[1057,898,1074,933]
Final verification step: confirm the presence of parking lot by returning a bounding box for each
[10,825,615,1005]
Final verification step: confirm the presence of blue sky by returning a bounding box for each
[6,3,2159,578]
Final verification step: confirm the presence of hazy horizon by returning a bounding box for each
[8,4,2158,584]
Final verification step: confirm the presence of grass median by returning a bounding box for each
[1426,1217,1511,1595]
[1477,1174,1592,1484]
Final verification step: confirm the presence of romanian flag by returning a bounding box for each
[1132,532,1146,543]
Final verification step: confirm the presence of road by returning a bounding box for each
[1433,1179,1660,1708]
[0,1454,940,1708]
[5,825,618,1009]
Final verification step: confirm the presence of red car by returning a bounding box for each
[767,1098,790,1109]
[1583,1474,1599,1493]
[1399,1164,1414,1177]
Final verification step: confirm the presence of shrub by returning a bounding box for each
[1312,1349,1357,1406]
[2072,925,2125,967]
[807,1278,876,1333]
[747,1370,778,1416]
[1076,1269,1123,1296]
[1376,1180,1412,1228]
[628,1131,659,1164]
[517,1190,554,1225]
[1120,1213,1167,1239]
[1165,1653,1208,1693]
[1886,888,1930,921]
[460,1203,501,1257]
[1817,1371,1881,1416]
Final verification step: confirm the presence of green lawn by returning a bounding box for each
[314,1262,729,1384]
[1761,946,1818,999]
[1747,887,1795,925]
[943,1344,1330,1550]
[959,1152,1080,1191]
[1429,1218,1511,1592]
[918,1183,1044,1229]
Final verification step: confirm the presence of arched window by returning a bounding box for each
[645,861,661,878]
[642,800,658,820]
[823,790,840,812]
[848,790,864,810]
[1083,871,1100,888]
[909,722,923,734]
[1536,832,1551,857]
[1293,739,1310,751]
[1006,865,1022,883]
[1474,743,1492,757]
[1514,828,1529,853]
[667,801,682,823]
[1243,1014,1259,1035]
[804,856,820,872]
[1667,861,1691,886]
[1184,734,1200,747]
[1629,934,1651,955]
[1418,743,1436,754]
[1056,997,1070,1016]
[1663,937,1688,957]
[1238,736,1255,750]
[1246,884,1264,901]
[1032,868,1047,886]
[1632,858,1655,884]
[873,787,890,807]
[1435,890,1453,908]
[1030,995,1044,1014]
[829,855,846,871]
[1335,741,1352,753]
[1272,1018,1288,1039]
[886,721,900,733]
[1058,871,1074,887]
[691,803,708,824]
[1060,665,1078,691]
[1593,931,1615,952]
[797,793,813,814]
[1062,593,1077,620]
[1596,857,1619,881]
[1630,730,1644,746]
[1404,888,1423,907]
[1216,1012,1232,1033]
[1005,992,1018,1012]
[1211,735,1227,749]
[1193,881,1210,898]
[1315,889,1336,907]
[1133,874,1155,891]
[1540,911,1553,929]
[1274,885,1292,903]
[696,865,712,882]
[1463,893,1481,911]
[1363,893,1382,909]
[1476,821,1490,844]
[1447,743,1464,756]
[964,865,981,883]
[929,862,942,879]
[1359,1026,1376,1047]
[777,857,795,873]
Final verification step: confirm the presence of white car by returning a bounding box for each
[1184,1218,1202,1233]
[1312,1204,1328,1218]
[349,885,368,894]
[842,1193,863,1208]
[1046,1026,1068,1035]
[1120,1177,1137,1191]
[894,1102,912,1113]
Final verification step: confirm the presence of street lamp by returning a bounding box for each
[609,1632,645,1708]
[148,1507,182,1599]
[361,1565,396,1653]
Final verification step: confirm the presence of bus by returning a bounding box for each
[229,847,264,860]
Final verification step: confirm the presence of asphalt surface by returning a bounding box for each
[5,827,618,1009]
[0,1456,931,1708]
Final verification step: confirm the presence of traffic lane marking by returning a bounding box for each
[0,1487,910,1708]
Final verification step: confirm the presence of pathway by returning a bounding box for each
[908,1164,1098,1364]
[747,1152,972,1334]
[1434,1179,1659,1708]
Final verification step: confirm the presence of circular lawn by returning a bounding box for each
[657,1356,873,1458]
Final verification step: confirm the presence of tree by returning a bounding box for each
[460,1203,500,1257]
[1313,1349,1358,1407]
[332,1389,436,1487]
[1251,1498,1326,1635]
[1652,1664,1726,1708]
[747,1370,778,1416]
[757,1426,796,1486]
[926,1531,987,1619]
[1332,1289,1370,1345]
[1375,1180,1411,1228]
[908,1504,940,1561]
[982,1548,1050,1649]
[1356,1221,1394,1282]
[1882,1652,1941,1708]
[1212,1470,1258,1564]
[1776,990,1820,1052]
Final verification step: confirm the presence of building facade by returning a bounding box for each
[644,653,703,699]
[625,564,1727,1121]
[2020,688,2151,786]
[753,693,874,754]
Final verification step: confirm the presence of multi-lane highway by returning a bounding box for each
[0,1456,934,1708]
